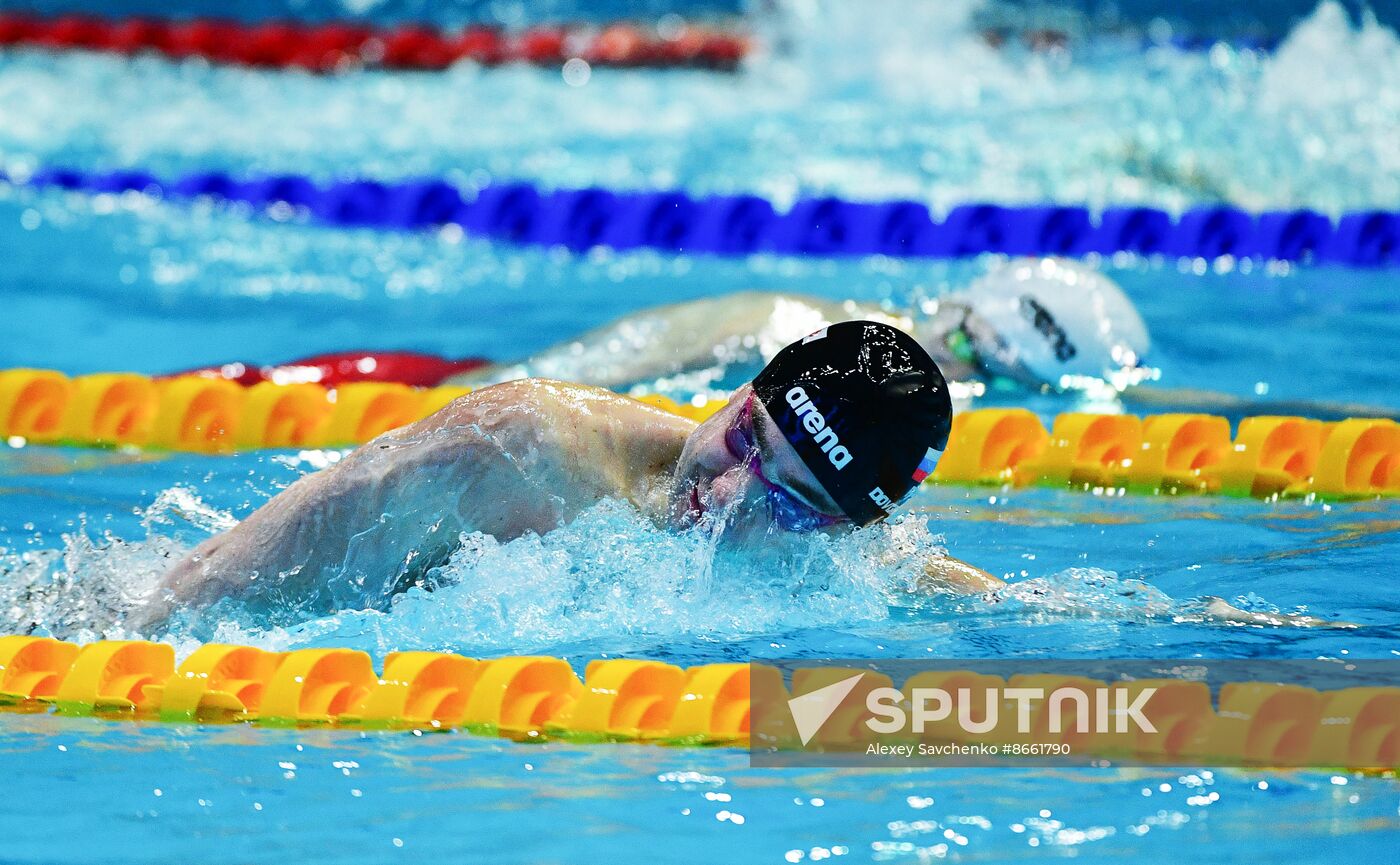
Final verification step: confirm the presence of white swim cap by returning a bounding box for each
[960,258,1151,391]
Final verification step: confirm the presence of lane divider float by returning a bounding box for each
[935,408,1400,499]
[9,166,1400,266]
[0,13,747,72]
[1,636,1397,767]
[0,368,1397,500]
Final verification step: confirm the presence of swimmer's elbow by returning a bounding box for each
[132,536,231,632]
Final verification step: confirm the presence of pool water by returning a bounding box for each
[1,1,1398,862]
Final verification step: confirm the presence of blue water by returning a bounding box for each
[1,1,1399,862]
[983,0,1400,41]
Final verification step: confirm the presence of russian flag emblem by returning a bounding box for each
[911,447,940,483]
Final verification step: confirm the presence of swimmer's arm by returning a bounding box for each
[910,553,1352,627]
[909,553,1352,627]
[916,574,1356,628]
[916,555,1005,595]
[448,295,776,388]
[137,456,377,620]
[866,539,1002,596]
[447,292,848,389]
[132,383,552,628]
[1197,597,1357,629]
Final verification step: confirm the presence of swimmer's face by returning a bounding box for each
[670,384,849,535]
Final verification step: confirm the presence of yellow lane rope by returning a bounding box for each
[0,637,1396,767]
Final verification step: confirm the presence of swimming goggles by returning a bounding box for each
[944,326,979,366]
[725,393,845,532]
[954,310,1042,388]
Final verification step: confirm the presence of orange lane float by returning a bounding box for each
[1132,414,1231,494]
[0,635,81,702]
[62,373,159,446]
[148,643,286,722]
[238,382,334,449]
[0,368,71,444]
[0,368,1396,500]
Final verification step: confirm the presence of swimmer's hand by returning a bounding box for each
[1199,596,1359,629]
[916,555,1005,595]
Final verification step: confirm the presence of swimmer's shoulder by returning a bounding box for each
[423,378,695,444]
[423,379,693,497]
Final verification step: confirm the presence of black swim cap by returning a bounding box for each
[753,320,953,526]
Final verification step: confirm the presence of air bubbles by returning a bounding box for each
[562,58,592,87]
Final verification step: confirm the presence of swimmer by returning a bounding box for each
[175,258,1394,420]
[132,321,1346,632]
[448,257,1152,397]
[176,258,1148,395]
[134,321,989,626]
[444,257,1396,421]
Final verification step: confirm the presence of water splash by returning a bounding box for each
[0,479,1282,661]
[192,497,922,656]
[0,485,229,645]
[1260,1,1400,109]
[758,0,1012,107]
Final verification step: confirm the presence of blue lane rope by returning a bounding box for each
[8,166,1400,266]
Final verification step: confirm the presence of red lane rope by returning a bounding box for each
[164,350,490,388]
[0,12,748,72]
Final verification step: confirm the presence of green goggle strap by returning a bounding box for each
[945,327,978,366]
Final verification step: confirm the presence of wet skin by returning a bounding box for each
[133,379,999,629]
